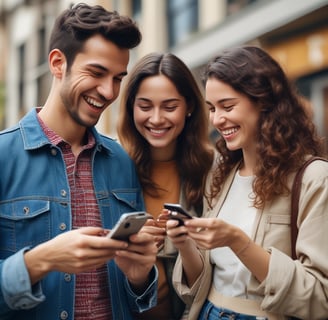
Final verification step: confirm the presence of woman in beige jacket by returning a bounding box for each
[166,46,328,319]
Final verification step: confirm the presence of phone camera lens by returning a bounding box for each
[124,222,131,229]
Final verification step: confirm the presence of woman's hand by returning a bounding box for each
[166,219,204,287]
[184,217,236,250]
[184,218,271,282]
[141,218,167,250]
[166,219,192,250]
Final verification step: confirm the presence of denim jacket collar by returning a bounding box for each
[19,108,112,155]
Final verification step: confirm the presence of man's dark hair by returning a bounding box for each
[49,3,142,69]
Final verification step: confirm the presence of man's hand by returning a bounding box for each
[24,227,129,284]
[114,230,157,293]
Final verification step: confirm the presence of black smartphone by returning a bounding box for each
[107,211,152,241]
[163,203,193,226]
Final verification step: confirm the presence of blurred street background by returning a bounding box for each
[0,0,328,150]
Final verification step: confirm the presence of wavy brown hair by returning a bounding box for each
[49,3,141,71]
[203,46,325,209]
[118,53,214,212]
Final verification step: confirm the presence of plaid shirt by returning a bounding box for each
[39,115,112,320]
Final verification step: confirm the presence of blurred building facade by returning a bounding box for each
[0,0,328,148]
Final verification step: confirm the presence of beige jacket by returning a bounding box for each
[173,159,328,319]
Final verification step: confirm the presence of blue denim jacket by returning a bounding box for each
[0,109,157,320]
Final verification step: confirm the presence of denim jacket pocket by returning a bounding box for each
[0,199,51,254]
[111,189,143,212]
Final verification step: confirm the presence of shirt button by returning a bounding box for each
[64,273,72,282]
[61,190,67,197]
[51,148,57,156]
[60,310,68,319]
[59,223,67,231]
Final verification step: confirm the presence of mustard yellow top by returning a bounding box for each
[135,160,180,320]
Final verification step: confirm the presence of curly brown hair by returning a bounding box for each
[203,46,325,209]
[118,53,214,212]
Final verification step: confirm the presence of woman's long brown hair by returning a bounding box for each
[203,46,325,209]
[118,52,214,212]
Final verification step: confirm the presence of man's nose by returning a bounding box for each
[97,79,115,101]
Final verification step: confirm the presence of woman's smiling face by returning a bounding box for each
[205,77,260,154]
[133,75,188,161]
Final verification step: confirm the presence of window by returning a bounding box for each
[227,0,257,16]
[167,0,198,47]
[38,24,46,65]
[18,43,25,116]
[132,0,142,21]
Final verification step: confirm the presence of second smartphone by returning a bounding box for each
[163,203,193,226]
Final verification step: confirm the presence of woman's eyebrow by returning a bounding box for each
[206,97,237,105]
[136,97,181,103]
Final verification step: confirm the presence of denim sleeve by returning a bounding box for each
[124,265,158,312]
[1,248,45,310]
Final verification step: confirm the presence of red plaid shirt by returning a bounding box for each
[39,115,112,320]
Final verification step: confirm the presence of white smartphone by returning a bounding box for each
[163,203,193,226]
[107,211,152,241]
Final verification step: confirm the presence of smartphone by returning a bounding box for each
[107,211,152,241]
[163,203,193,226]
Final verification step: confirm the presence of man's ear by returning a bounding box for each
[48,49,67,79]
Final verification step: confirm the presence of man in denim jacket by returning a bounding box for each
[0,4,158,320]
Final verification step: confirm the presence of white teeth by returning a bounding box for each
[85,96,103,108]
[221,127,238,136]
[150,128,166,134]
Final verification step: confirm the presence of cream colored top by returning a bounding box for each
[210,171,256,298]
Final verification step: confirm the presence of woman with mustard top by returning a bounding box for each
[117,52,214,319]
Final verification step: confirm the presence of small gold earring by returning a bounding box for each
[187,113,191,117]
